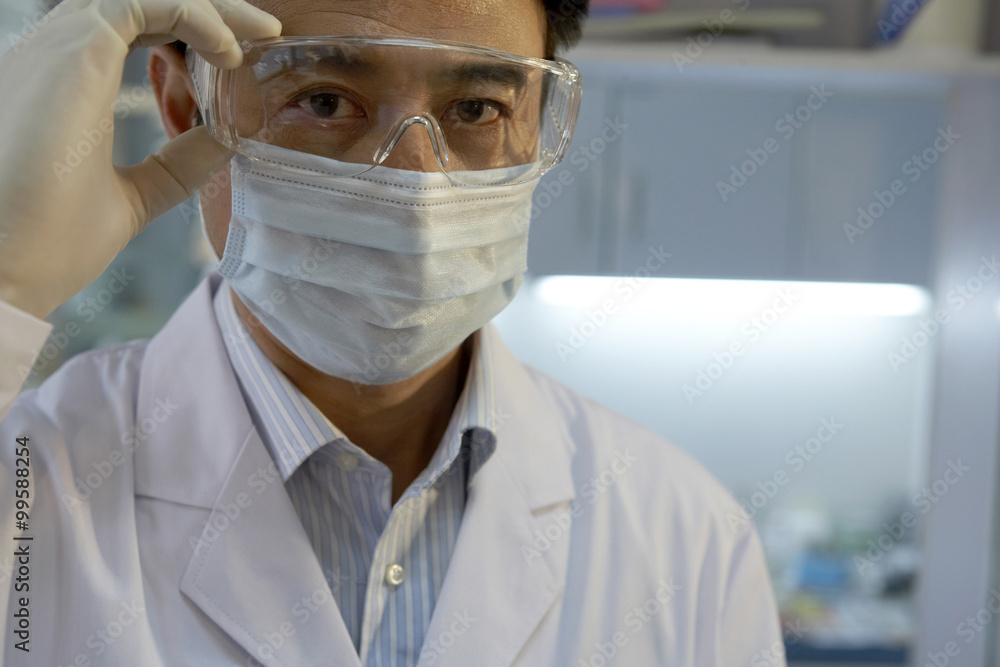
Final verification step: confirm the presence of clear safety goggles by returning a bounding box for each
[187,36,583,186]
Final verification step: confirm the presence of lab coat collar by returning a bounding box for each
[134,275,577,666]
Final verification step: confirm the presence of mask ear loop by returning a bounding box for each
[371,114,451,173]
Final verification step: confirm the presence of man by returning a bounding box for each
[0,0,784,664]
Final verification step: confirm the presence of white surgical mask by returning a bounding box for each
[217,140,538,385]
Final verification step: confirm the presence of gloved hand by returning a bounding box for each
[0,0,281,319]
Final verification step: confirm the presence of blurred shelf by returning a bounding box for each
[787,643,907,663]
[583,8,825,38]
[569,40,1000,76]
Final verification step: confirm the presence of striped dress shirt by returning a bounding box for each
[212,282,497,666]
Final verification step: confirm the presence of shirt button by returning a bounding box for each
[384,563,405,587]
[336,452,358,471]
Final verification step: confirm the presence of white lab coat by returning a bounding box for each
[0,275,784,666]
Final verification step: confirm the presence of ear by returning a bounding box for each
[149,45,200,140]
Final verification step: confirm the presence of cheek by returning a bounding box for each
[198,163,234,258]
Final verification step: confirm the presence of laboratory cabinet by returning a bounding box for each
[528,45,951,288]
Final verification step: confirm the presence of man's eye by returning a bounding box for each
[453,100,503,125]
[293,92,359,120]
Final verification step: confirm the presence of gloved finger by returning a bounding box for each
[126,0,280,68]
[131,0,279,52]
[207,0,282,42]
[129,0,239,67]
[120,125,234,231]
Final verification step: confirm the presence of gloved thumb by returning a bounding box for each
[120,125,233,232]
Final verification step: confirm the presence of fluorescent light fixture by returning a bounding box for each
[532,276,930,317]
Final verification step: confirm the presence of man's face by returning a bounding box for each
[193,0,548,259]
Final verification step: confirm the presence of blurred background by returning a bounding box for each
[5,0,1000,664]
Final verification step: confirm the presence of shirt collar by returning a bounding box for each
[212,281,497,487]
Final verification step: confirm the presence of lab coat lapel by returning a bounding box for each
[137,275,359,667]
[179,427,360,667]
[421,324,577,667]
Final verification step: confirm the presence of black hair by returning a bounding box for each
[168,0,588,58]
[541,0,589,56]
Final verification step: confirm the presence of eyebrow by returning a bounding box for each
[314,48,377,77]
[435,63,529,90]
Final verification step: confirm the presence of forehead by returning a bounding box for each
[249,0,547,58]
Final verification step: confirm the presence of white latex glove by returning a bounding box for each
[0,0,281,319]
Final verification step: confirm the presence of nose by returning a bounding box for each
[374,115,449,173]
